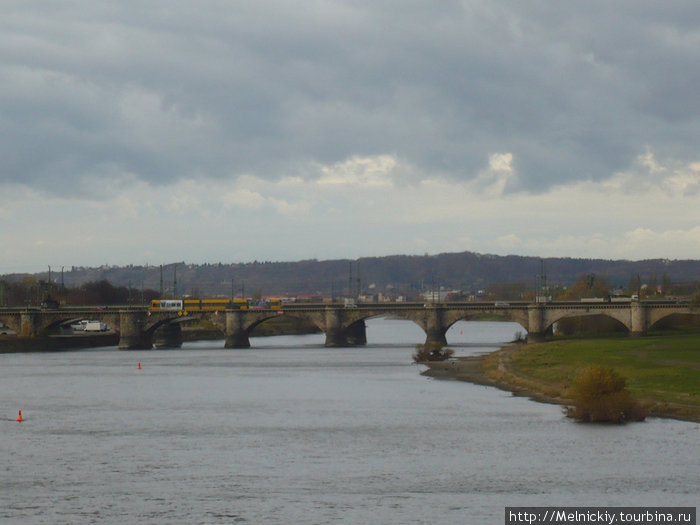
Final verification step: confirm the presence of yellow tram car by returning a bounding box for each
[149,298,250,312]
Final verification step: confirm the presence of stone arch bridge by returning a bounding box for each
[0,301,695,350]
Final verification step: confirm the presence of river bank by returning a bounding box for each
[0,333,119,353]
[421,335,700,423]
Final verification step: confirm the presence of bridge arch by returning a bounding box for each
[541,307,633,335]
[145,314,204,348]
[219,309,330,348]
[549,313,629,337]
[327,308,530,347]
[144,314,195,333]
[24,311,123,336]
[647,308,700,328]
[246,311,325,335]
[44,317,87,332]
[441,308,529,335]
[648,311,700,331]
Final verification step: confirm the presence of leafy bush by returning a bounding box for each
[566,366,647,423]
[413,343,454,362]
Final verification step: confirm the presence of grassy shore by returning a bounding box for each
[422,334,700,422]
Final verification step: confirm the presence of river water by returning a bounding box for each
[1,319,697,524]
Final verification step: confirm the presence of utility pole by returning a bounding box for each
[173,265,178,298]
[540,259,547,299]
[636,273,641,299]
[159,265,164,297]
[534,274,539,304]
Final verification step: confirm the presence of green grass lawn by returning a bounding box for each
[508,335,700,408]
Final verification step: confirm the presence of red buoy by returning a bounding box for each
[16,410,24,422]
[137,362,142,370]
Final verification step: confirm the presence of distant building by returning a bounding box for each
[422,290,454,303]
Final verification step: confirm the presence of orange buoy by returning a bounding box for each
[137,362,142,370]
[16,410,24,422]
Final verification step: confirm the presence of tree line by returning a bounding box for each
[483,272,699,302]
[0,277,160,307]
[1,272,698,307]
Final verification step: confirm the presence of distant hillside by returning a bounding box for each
[4,251,699,298]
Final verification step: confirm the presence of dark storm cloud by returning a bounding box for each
[1,0,697,197]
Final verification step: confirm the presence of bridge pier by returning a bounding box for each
[345,320,367,345]
[630,302,647,337]
[323,309,367,347]
[324,327,346,347]
[324,320,367,347]
[153,322,183,349]
[225,331,251,348]
[424,327,448,347]
[20,310,39,337]
[119,332,152,350]
[224,311,251,348]
[526,331,546,343]
[324,308,344,347]
[526,306,545,343]
[423,307,448,347]
[118,311,152,350]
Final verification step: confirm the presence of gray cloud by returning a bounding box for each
[1,1,698,197]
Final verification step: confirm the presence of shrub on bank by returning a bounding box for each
[566,366,647,423]
[413,343,454,363]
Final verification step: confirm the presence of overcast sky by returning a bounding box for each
[2,1,699,273]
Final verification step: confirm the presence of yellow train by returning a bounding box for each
[150,298,250,312]
[149,298,282,312]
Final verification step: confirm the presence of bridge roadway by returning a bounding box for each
[0,300,695,350]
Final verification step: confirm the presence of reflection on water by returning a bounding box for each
[1,318,697,524]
